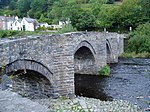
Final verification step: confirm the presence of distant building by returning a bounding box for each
[6,16,15,30]
[0,15,39,31]
[0,16,4,30]
[59,18,71,28]
[21,17,39,31]
[12,18,22,31]
[38,22,49,28]
[0,15,15,30]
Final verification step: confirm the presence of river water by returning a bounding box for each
[75,58,150,110]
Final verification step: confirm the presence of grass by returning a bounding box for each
[0,30,57,38]
[121,52,150,58]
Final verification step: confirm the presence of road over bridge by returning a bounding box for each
[0,32,125,98]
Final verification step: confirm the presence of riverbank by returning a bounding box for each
[121,52,150,58]
[0,89,143,112]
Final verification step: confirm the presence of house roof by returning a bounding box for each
[23,17,38,23]
[0,16,15,22]
[7,17,15,22]
[17,19,22,23]
[0,16,5,21]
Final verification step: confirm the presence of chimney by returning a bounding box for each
[15,16,18,20]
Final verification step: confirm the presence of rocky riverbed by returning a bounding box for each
[0,89,144,112]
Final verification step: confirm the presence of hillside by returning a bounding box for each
[0,0,149,31]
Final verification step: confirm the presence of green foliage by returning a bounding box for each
[99,64,111,76]
[0,30,55,38]
[72,10,96,31]
[89,0,106,17]
[116,0,144,28]
[0,30,19,38]
[36,26,47,31]
[139,0,150,18]
[121,52,150,58]
[58,24,77,33]
[9,0,17,10]
[17,0,31,17]
[0,0,150,32]
[96,4,118,28]
[38,14,52,24]
[127,22,150,53]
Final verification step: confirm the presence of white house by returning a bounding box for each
[21,17,38,31]
[59,18,71,28]
[0,16,16,30]
[6,17,15,30]
[12,17,22,31]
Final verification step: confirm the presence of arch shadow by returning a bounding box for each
[74,40,96,56]
[5,59,54,84]
[74,41,96,74]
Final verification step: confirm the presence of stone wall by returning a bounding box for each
[0,32,125,97]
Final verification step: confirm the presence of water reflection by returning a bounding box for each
[75,74,112,101]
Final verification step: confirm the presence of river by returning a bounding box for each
[75,58,150,110]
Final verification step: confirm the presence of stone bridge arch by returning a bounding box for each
[4,59,56,98]
[74,41,96,74]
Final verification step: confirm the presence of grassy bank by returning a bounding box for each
[0,30,56,38]
[121,52,150,58]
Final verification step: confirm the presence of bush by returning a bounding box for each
[127,22,150,53]
[0,30,7,38]
[58,24,77,33]
[36,26,47,31]
[99,64,111,76]
[0,30,19,38]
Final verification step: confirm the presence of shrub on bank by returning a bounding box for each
[0,30,19,38]
[99,64,110,76]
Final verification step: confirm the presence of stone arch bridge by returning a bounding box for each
[0,32,125,98]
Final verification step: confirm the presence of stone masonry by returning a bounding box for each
[0,32,125,98]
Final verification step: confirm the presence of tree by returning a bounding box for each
[128,22,150,53]
[50,0,65,23]
[39,14,52,24]
[9,0,17,10]
[89,0,106,18]
[17,0,31,17]
[30,0,46,12]
[116,0,144,29]
[0,0,11,8]
[62,0,81,22]
[72,10,96,31]
[96,4,118,29]
[139,0,150,20]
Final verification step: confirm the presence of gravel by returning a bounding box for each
[34,96,144,112]
[0,89,144,112]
